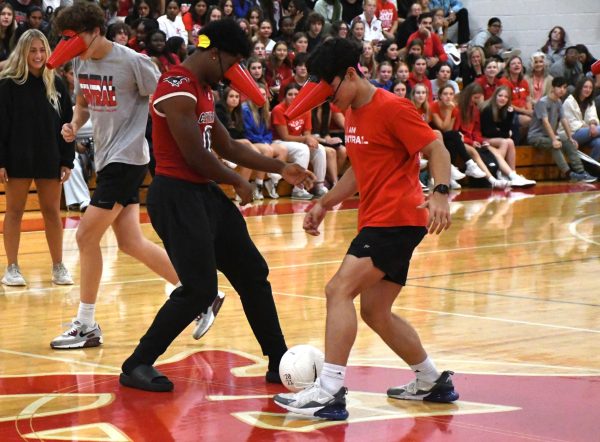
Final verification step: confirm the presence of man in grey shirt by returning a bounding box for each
[527,76,596,183]
[48,2,220,349]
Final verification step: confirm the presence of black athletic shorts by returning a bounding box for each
[347,226,427,285]
[91,162,148,210]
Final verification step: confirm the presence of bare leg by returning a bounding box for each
[465,144,493,179]
[35,179,65,264]
[3,178,32,266]
[252,142,274,181]
[76,204,124,303]
[324,255,387,365]
[336,145,348,177]
[360,280,427,365]
[112,203,179,285]
[486,145,514,176]
[325,146,338,185]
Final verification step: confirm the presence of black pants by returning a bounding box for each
[450,8,470,44]
[442,130,471,164]
[122,176,287,373]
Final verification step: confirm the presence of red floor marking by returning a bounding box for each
[5,182,599,233]
[0,350,597,441]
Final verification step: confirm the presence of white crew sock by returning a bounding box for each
[488,176,497,184]
[77,302,96,327]
[320,362,346,394]
[409,356,440,384]
[508,171,518,179]
[466,159,477,168]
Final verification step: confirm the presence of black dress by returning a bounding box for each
[0,75,74,179]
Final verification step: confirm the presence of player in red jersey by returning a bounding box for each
[119,19,314,392]
[273,37,458,420]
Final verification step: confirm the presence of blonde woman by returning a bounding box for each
[525,51,553,104]
[0,29,74,285]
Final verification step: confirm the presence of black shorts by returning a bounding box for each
[91,162,148,210]
[347,226,427,286]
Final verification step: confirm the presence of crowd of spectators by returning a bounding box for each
[1,0,599,200]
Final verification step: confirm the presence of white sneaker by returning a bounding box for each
[291,188,313,200]
[273,379,349,420]
[264,179,279,199]
[419,158,429,170]
[450,179,462,190]
[2,264,26,286]
[50,320,102,349]
[465,160,487,179]
[387,371,459,403]
[52,263,74,285]
[192,291,225,340]
[312,185,328,198]
[252,182,264,200]
[450,165,466,181]
[510,174,536,188]
[491,178,511,189]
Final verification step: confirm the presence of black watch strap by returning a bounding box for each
[433,184,450,195]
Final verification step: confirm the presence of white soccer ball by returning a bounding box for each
[279,344,324,392]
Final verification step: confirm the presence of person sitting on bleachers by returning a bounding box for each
[499,55,533,144]
[376,0,399,40]
[460,45,485,87]
[408,55,433,102]
[157,0,188,42]
[575,44,597,75]
[352,0,384,43]
[406,11,448,78]
[394,0,420,48]
[559,77,600,161]
[469,17,501,49]
[525,51,553,105]
[527,77,597,183]
[313,0,343,27]
[305,12,325,53]
[431,61,458,98]
[456,83,511,188]
[479,85,536,187]
[370,60,394,91]
[278,52,309,102]
[475,57,500,100]
[540,26,567,66]
[428,0,470,45]
[549,46,584,93]
[272,82,328,199]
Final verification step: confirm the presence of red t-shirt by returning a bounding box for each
[498,77,530,109]
[182,13,202,45]
[456,104,483,145]
[376,0,398,32]
[475,76,498,100]
[151,65,214,184]
[407,31,448,62]
[266,62,293,89]
[271,101,312,138]
[345,90,435,230]
[429,101,460,131]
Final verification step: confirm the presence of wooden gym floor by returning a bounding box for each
[0,182,599,441]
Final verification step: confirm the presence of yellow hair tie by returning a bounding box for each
[197,35,211,48]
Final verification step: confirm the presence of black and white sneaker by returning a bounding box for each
[274,379,349,420]
[387,370,459,403]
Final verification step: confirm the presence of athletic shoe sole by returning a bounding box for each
[274,401,349,420]
[388,389,459,403]
[50,336,103,349]
[192,292,225,340]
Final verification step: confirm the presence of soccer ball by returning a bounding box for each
[279,344,324,392]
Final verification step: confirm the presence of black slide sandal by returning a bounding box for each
[119,365,174,392]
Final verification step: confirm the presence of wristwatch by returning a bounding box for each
[433,184,450,195]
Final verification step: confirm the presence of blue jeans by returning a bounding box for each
[573,127,600,160]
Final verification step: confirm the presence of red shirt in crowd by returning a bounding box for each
[456,103,483,145]
[429,101,460,131]
[498,77,530,109]
[475,76,499,100]
[271,101,312,138]
[407,72,434,103]
[376,0,398,33]
[266,63,293,89]
[151,65,213,184]
[406,31,448,63]
[345,89,435,230]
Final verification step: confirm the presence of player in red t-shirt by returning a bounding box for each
[273,38,458,421]
[120,20,315,393]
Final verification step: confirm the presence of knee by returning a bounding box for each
[360,304,388,331]
[117,236,141,256]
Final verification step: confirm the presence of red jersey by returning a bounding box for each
[271,101,312,138]
[498,77,530,109]
[151,65,214,184]
[429,101,460,131]
[475,76,498,100]
[345,89,435,230]
[376,0,398,32]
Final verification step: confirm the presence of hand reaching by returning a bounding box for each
[303,201,327,236]
[282,163,316,190]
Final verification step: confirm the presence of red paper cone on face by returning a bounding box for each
[47,30,88,69]
[224,63,266,106]
[284,79,333,120]
[592,60,600,76]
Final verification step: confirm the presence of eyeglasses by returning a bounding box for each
[330,78,344,102]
